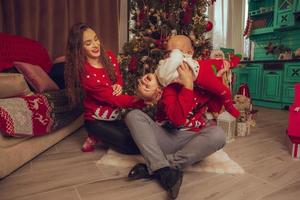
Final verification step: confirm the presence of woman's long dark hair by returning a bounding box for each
[65,22,116,106]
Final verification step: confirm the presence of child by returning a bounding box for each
[154,35,240,118]
[210,49,242,88]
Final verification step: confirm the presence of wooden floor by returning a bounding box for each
[1,107,300,200]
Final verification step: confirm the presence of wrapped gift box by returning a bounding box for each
[285,130,300,159]
[287,105,300,138]
[236,121,250,137]
[217,111,236,143]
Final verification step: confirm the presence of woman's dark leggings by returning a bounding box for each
[85,120,140,155]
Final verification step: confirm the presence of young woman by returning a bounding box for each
[64,23,145,154]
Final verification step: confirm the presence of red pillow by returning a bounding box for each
[0,33,52,73]
[14,62,59,93]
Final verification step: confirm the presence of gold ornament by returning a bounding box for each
[146,29,152,35]
[194,39,200,47]
[133,47,139,52]
[192,14,201,24]
[149,43,156,48]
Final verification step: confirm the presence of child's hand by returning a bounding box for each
[176,62,194,89]
[112,84,122,96]
[223,60,231,70]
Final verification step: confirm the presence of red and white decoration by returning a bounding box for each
[286,83,300,159]
[286,131,300,159]
[0,94,53,137]
[243,18,253,38]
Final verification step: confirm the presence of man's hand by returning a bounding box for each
[176,62,194,90]
[112,84,123,96]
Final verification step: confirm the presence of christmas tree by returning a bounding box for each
[119,0,216,95]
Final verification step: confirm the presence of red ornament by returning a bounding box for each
[129,56,138,72]
[205,21,213,32]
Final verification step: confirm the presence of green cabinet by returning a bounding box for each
[234,61,300,109]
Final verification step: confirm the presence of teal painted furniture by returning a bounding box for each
[235,0,300,109]
[233,61,300,109]
[249,0,300,61]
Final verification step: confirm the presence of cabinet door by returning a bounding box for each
[282,83,295,103]
[284,62,300,82]
[233,64,262,99]
[233,67,248,94]
[247,66,262,99]
[274,0,295,28]
[261,70,283,101]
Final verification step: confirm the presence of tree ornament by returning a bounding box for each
[135,21,141,29]
[141,56,148,62]
[143,63,150,70]
[133,47,139,53]
[129,56,138,72]
[194,39,201,47]
[199,7,207,14]
[205,21,213,32]
[192,14,201,24]
[149,42,156,48]
[181,0,188,9]
[146,29,152,35]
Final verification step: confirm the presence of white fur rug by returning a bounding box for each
[96,149,244,175]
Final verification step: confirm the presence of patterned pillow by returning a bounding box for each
[14,62,59,93]
[0,73,32,99]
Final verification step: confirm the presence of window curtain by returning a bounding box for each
[208,0,248,56]
[0,0,120,59]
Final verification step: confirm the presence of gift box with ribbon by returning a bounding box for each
[286,130,300,159]
[287,83,300,138]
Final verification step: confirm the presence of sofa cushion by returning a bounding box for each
[0,73,32,98]
[14,62,59,93]
[0,33,52,73]
[0,131,30,148]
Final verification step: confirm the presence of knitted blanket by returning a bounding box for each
[0,94,53,137]
[0,90,82,137]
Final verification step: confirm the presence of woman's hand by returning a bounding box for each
[176,62,194,90]
[112,84,123,96]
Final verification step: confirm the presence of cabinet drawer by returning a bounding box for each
[284,63,300,82]
[282,83,295,104]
